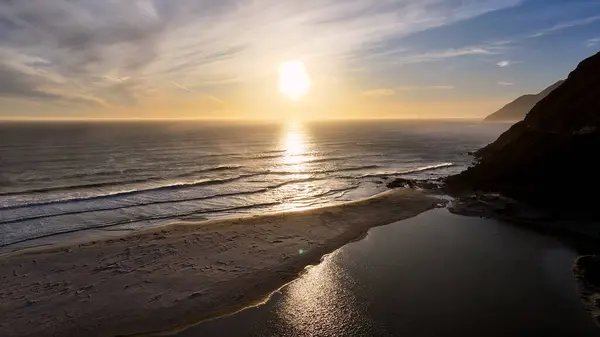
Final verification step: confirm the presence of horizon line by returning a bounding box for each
[0,116,487,123]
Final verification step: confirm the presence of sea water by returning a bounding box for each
[0,120,508,248]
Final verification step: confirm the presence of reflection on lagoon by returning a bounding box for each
[175,209,597,336]
[275,251,376,336]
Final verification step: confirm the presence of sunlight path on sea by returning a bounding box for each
[277,121,316,210]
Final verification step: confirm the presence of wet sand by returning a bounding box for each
[180,208,599,337]
[0,188,440,337]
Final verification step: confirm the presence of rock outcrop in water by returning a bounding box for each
[483,80,564,122]
[447,51,600,220]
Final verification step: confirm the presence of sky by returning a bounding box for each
[0,0,599,120]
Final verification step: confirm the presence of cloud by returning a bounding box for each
[391,45,500,66]
[0,64,59,100]
[104,76,131,83]
[429,48,493,57]
[526,15,600,38]
[496,60,511,67]
[172,81,191,92]
[173,81,224,105]
[0,62,101,108]
[587,38,600,48]
[498,81,514,86]
[396,85,454,90]
[0,0,521,115]
[363,89,396,97]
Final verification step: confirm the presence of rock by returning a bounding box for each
[387,178,443,192]
[594,315,600,327]
[575,255,600,289]
[149,294,162,302]
[386,178,416,189]
[76,285,94,294]
[188,291,206,299]
[575,126,597,135]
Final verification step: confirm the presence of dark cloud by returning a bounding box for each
[0,63,60,99]
[0,0,175,110]
[0,1,165,76]
[0,63,100,107]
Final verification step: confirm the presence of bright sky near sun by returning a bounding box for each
[0,0,599,120]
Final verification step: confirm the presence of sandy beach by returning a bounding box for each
[0,188,440,337]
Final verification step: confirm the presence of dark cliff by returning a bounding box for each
[484,80,564,122]
[447,51,600,219]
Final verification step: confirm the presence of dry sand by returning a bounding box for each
[0,189,440,337]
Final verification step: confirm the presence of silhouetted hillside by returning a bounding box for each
[484,80,564,122]
[447,51,600,219]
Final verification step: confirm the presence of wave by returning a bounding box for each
[1,201,282,247]
[0,178,345,225]
[248,154,284,159]
[0,176,329,219]
[1,163,449,211]
[0,178,162,196]
[0,173,264,211]
[289,185,360,202]
[236,152,344,161]
[202,150,285,160]
[0,188,271,225]
[360,163,455,178]
[239,155,354,165]
[1,164,376,209]
[15,168,149,183]
[170,165,243,178]
[255,177,327,190]
[280,156,354,165]
[267,165,380,175]
[0,165,244,197]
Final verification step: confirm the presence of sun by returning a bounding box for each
[278,60,311,100]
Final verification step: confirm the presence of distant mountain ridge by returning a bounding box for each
[483,80,564,122]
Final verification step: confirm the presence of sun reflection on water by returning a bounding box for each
[273,252,370,335]
[277,121,317,209]
[282,121,310,168]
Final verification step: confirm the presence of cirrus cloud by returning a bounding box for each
[363,88,396,97]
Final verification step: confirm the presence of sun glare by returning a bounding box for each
[278,60,311,100]
[282,122,308,166]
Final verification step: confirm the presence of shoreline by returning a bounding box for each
[0,192,387,256]
[0,188,441,337]
[447,193,600,243]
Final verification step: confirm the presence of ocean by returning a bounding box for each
[0,120,508,248]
